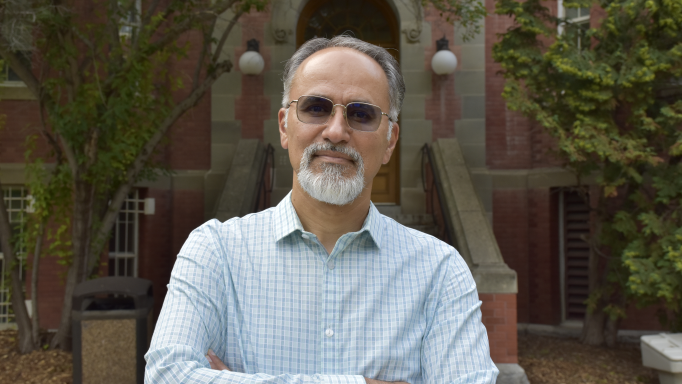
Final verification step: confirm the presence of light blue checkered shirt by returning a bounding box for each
[145,193,498,383]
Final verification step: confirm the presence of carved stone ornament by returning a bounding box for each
[272,28,288,43]
[270,0,302,44]
[402,21,422,43]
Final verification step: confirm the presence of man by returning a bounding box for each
[145,36,499,383]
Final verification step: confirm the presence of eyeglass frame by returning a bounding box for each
[286,95,392,132]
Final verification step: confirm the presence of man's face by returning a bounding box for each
[278,47,399,205]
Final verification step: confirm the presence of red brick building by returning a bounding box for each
[0,0,663,374]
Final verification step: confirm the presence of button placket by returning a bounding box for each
[321,243,341,374]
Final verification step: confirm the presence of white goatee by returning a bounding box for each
[296,142,365,206]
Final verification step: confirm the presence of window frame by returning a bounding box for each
[108,190,140,277]
[0,186,29,325]
[557,0,591,50]
[119,0,143,40]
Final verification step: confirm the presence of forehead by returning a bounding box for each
[290,47,390,103]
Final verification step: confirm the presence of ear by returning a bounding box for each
[382,121,399,165]
[278,108,289,150]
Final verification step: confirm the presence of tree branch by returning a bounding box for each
[37,97,64,166]
[141,0,162,29]
[145,0,237,58]
[88,59,233,266]
[0,35,40,98]
[212,9,243,65]
[192,16,217,91]
[106,0,124,71]
[31,222,44,347]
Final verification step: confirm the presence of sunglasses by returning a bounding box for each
[287,95,390,132]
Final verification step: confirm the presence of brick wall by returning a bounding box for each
[0,100,50,163]
[137,188,206,320]
[493,188,562,326]
[493,190,530,323]
[137,188,173,320]
[166,94,212,170]
[527,189,561,324]
[480,293,518,364]
[424,7,460,141]
[235,11,272,141]
[26,252,70,329]
[485,0,532,170]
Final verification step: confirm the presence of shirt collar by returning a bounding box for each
[273,191,383,249]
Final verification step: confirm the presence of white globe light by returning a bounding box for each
[431,50,458,75]
[239,51,264,75]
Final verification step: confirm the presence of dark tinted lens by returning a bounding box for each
[346,103,381,131]
[297,96,333,124]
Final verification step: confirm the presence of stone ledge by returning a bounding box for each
[431,138,517,294]
[495,363,530,384]
[0,83,36,100]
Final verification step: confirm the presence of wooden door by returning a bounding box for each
[297,0,401,204]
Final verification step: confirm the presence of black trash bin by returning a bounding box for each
[72,277,153,384]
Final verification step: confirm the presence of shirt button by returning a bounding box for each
[325,328,334,337]
[302,234,309,240]
[327,260,335,270]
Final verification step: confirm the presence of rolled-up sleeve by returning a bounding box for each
[144,223,366,384]
[420,250,499,383]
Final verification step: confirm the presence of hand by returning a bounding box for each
[206,349,231,371]
[364,379,409,384]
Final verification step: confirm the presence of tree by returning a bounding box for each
[493,0,682,345]
[0,0,268,351]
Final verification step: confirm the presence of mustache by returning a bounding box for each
[301,142,362,167]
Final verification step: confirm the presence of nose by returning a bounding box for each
[322,104,351,144]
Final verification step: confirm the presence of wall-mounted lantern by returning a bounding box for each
[431,37,458,75]
[239,39,265,75]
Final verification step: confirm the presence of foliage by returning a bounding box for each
[22,136,73,269]
[493,0,682,330]
[424,0,488,41]
[0,0,267,350]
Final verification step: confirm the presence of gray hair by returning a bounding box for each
[281,35,405,124]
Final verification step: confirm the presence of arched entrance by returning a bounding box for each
[296,0,401,204]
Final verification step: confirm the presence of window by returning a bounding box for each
[558,0,590,49]
[297,0,399,50]
[119,0,142,40]
[1,51,31,83]
[108,190,140,277]
[558,189,590,322]
[0,187,28,324]
[1,2,33,83]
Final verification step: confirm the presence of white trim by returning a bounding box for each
[0,186,28,324]
[109,190,140,277]
[558,0,590,36]
[558,0,565,35]
[559,190,566,322]
[119,0,142,39]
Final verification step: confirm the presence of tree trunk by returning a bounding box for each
[0,181,34,353]
[31,222,44,347]
[580,307,606,346]
[50,179,94,350]
[580,195,607,346]
[604,315,621,347]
